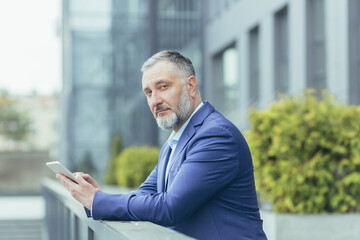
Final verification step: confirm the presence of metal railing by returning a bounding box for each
[42,178,194,240]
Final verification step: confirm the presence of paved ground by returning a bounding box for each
[0,196,44,220]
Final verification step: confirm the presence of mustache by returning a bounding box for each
[154,105,172,116]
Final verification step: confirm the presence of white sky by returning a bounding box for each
[0,0,61,95]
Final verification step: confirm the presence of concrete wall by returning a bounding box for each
[261,210,360,240]
[0,151,52,195]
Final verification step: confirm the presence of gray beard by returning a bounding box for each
[156,85,191,131]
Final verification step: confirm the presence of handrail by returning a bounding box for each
[42,178,194,240]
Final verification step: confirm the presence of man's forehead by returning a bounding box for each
[143,60,177,74]
[142,61,179,86]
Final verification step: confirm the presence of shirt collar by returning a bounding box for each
[167,102,204,148]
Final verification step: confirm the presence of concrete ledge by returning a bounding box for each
[261,210,360,240]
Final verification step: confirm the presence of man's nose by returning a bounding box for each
[149,92,163,110]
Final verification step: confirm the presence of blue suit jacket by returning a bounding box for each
[90,102,267,240]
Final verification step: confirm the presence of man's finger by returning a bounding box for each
[74,173,91,187]
[73,172,84,177]
[56,173,77,191]
[83,174,98,186]
[56,173,70,183]
[82,174,102,192]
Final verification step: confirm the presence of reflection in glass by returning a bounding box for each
[249,26,260,106]
[349,0,360,104]
[212,45,239,122]
[306,0,326,95]
[274,6,289,94]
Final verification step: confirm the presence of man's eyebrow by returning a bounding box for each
[143,80,171,91]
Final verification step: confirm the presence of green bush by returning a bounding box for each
[115,146,159,188]
[247,90,360,213]
[104,135,123,185]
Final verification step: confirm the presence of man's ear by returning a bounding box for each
[186,76,198,98]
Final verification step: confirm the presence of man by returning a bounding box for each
[57,50,267,240]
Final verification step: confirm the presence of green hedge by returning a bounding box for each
[104,135,123,185]
[247,90,360,213]
[113,146,159,188]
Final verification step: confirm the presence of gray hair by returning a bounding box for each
[141,50,195,82]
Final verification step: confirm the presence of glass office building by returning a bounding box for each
[60,0,203,176]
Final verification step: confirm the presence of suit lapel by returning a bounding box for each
[158,145,172,192]
[164,102,216,189]
[169,123,195,166]
[171,101,215,162]
[157,101,215,192]
[163,124,195,192]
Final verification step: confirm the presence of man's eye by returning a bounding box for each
[145,91,151,96]
[160,85,168,89]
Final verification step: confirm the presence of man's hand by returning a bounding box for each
[56,172,102,210]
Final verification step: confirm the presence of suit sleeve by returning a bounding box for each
[84,164,158,218]
[92,126,240,226]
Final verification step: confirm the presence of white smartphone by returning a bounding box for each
[46,161,76,182]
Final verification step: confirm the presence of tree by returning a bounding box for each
[0,90,30,141]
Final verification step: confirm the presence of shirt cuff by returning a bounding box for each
[90,191,97,217]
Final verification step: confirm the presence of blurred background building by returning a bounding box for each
[0,93,60,152]
[60,0,359,179]
[60,0,203,177]
[60,0,113,177]
[203,0,359,129]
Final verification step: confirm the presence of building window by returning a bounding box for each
[249,26,260,106]
[207,0,221,21]
[212,44,238,117]
[349,0,360,104]
[274,6,289,94]
[306,0,326,95]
